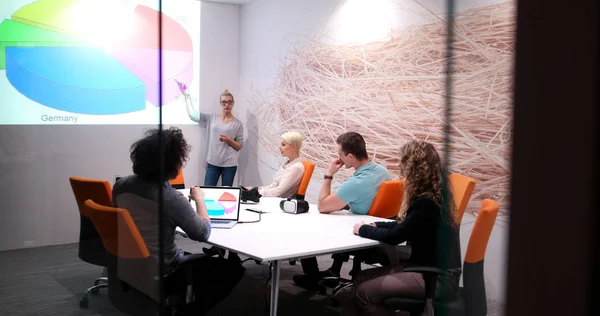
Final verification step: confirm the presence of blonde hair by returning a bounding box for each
[281,131,303,150]
[220,89,234,101]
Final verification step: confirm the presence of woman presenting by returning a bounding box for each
[182,83,244,186]
[180,83,244,262]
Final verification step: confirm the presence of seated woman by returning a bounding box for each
[113,127,244,315]
[203,131,305,258]
[340,140,462,316]
[246,131,305,198]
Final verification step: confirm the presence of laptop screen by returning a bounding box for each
[197,186,241,221]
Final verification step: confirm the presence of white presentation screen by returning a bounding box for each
[0,0,200,125]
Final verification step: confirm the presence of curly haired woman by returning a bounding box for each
[341,140,462,316]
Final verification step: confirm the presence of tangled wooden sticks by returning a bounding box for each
[252,1,516,213]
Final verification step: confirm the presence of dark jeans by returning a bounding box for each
[203,163,238,258]
[204,163,237,186]
[165,256,244,315]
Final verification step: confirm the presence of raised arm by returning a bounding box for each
[178,84,208,123]
[318,159,349,213]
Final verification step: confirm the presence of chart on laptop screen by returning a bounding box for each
[201,187,240,219]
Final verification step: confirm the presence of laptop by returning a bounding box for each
[193,186,242,229]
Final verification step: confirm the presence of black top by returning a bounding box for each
[359,196,461,270]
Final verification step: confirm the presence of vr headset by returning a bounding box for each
[241,186,261,203]
[279,198,310,214]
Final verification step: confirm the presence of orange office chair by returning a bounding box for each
[335,180,404,279]
[286,160,315,266]
[84,200,203,315]
[319,180,405,291]
[367,179,405,219]
[394,175,474,262]
[383,199,499,316]
[169,168,185,189]
[295,160,315,200]
[449,173,476,224]
[69,176,113,308]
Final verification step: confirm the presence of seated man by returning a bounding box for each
[293,132,391,290]
[113,127,244,315]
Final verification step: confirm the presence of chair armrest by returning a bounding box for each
[404,266,451,276]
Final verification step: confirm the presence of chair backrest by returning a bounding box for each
[169,168,185,189]
[463,199,499,316]
[84,199,159,302]
[295,160,315,200]
[69,176,113,217]
[449,173,476,223]
[84,199,150,260]
[367,179,404,219]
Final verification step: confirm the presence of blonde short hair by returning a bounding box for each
[281,131,303,150]
[220,89,234,101]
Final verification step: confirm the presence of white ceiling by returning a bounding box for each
[202,0,254,4]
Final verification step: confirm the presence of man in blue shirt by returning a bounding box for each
[293,132,391,290]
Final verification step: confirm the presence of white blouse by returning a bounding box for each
[258,157,305,198]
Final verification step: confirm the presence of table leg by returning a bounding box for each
[270,259,280,316]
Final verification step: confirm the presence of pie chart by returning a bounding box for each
[0,0,194,115]
[205,192,239,216]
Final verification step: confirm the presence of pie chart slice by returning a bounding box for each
[11,0,83,35]
[110,48,193,106]
[0,19,84,70]
[5,46,146,115]
[111,4,193,52]
[2,0,194,114]
[205,199,225,217]
[217,192,238,215]
[218,201,238,215]
[219,192,238,202]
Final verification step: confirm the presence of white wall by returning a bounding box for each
[237,0,342,193]
[237,0,509,303]
[197,1,241,185]
[0,2,239,251]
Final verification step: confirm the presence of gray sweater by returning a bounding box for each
[189,110,244,167]
[112,175,211,265]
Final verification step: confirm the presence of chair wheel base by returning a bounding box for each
[79,297,89,309]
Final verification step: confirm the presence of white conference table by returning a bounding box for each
[176,190,392,316]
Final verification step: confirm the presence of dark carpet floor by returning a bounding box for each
[0,237,505,316]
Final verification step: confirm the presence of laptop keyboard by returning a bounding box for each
[211,220,230,224]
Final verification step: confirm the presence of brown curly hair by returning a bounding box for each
[398,140,458,228]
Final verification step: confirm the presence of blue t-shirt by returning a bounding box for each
[336,161,392,215]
